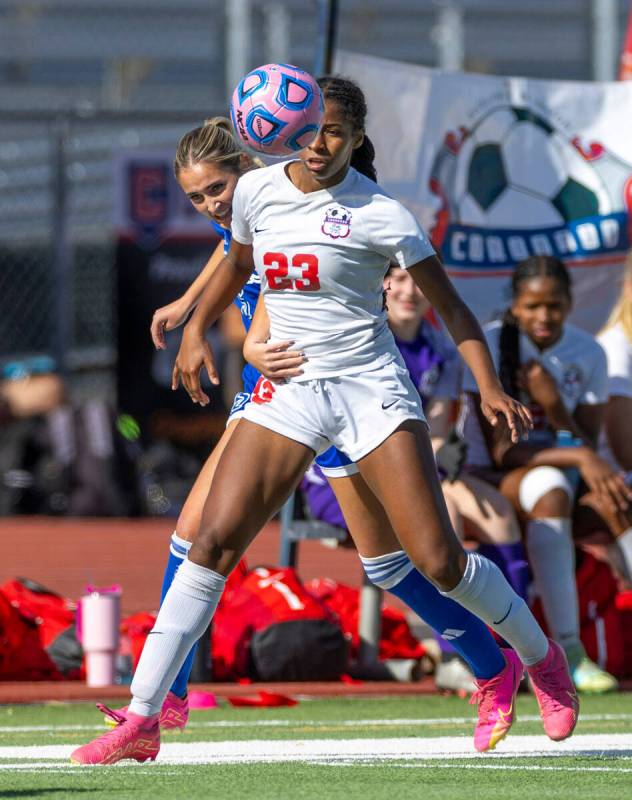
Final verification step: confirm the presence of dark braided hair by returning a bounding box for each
[499,256,572,397]
[317,75,378,182]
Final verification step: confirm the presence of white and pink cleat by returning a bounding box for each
[71,707,160,765]
[102,691,189,732]
[527,639,579,741]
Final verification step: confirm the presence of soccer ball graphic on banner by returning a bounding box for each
[230,63,324,157]
[429,105,632,232]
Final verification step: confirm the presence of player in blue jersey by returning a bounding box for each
[76,83,576,765]
[142,115,518,729]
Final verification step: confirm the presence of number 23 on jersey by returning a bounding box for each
[263,251,320,292]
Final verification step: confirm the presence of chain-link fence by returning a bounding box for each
[0,114,206,380]
[0,111,227,518]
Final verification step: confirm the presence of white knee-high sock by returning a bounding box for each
[129,558,226,716]
[525,518,580,651]
[441,552,548,665]
[615,528,632,582]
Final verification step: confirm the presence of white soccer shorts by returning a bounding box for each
[241,358,426,462]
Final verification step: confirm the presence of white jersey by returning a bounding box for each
[231,162,435,381]
[460,319,608,466]
[596,322,632,467]
[597,323,632,400]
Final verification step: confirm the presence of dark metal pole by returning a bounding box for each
[278,491,298,567]
[314,0,339,75]
[358,571,382,666]
[189,624,213,683]
[50,117,72,376]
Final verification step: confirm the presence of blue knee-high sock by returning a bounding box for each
[159,532,197,698]
[477,543,531,602]
[360,550,505,680]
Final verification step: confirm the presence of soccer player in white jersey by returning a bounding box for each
[460,255,630,693]
[113,113,530,746]
[72,76,578,766]
[597,251,632,584]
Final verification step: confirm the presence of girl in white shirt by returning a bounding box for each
[461,255,628,693]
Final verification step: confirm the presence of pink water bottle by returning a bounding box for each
[80,586,121,687]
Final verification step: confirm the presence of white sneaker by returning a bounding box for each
[435,657,477,694]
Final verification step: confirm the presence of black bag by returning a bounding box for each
[249,619,349,682]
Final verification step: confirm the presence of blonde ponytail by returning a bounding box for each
[174,116,263,177]
[600,251,632,344]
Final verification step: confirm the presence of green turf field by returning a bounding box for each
[1,693,631,799]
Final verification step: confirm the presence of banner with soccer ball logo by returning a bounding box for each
[336,51,632,332]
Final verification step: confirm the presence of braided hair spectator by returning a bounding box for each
[498,257,572,399]
[460,254,628,693]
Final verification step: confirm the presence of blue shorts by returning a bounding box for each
[229,365,357,477]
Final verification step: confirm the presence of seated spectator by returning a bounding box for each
[460,255,626,693]
[1,356,65,421]
[0,357,142,516]
[0,357,67,515]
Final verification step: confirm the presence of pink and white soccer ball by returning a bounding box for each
[230,63,324,157]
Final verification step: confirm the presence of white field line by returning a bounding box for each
[1,712,630,734]
[0,763,165,775]
[0,733,631,770]
[336,763,632,774]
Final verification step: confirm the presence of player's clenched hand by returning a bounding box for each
[244,339,307,383]
[480,386,533,444]
[172,327,219,406]
[151,297,191,350]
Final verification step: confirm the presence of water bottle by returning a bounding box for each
[81,589,121,687]
[556,429,582,492]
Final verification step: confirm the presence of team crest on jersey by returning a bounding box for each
[321,205,352,239]
[418,364,440,398]
[561,364,583,398]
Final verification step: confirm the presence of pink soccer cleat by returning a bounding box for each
[103,691,189,731]
[527,639,579,741]
[71,707,159,765]
[470,648,523,753]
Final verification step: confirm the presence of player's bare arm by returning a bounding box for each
[150,240,226,350]
[408,255,533,443]
[173,239,253,404]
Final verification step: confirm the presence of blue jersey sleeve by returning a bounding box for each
[210,220,231,255]
[208,220,260,331]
